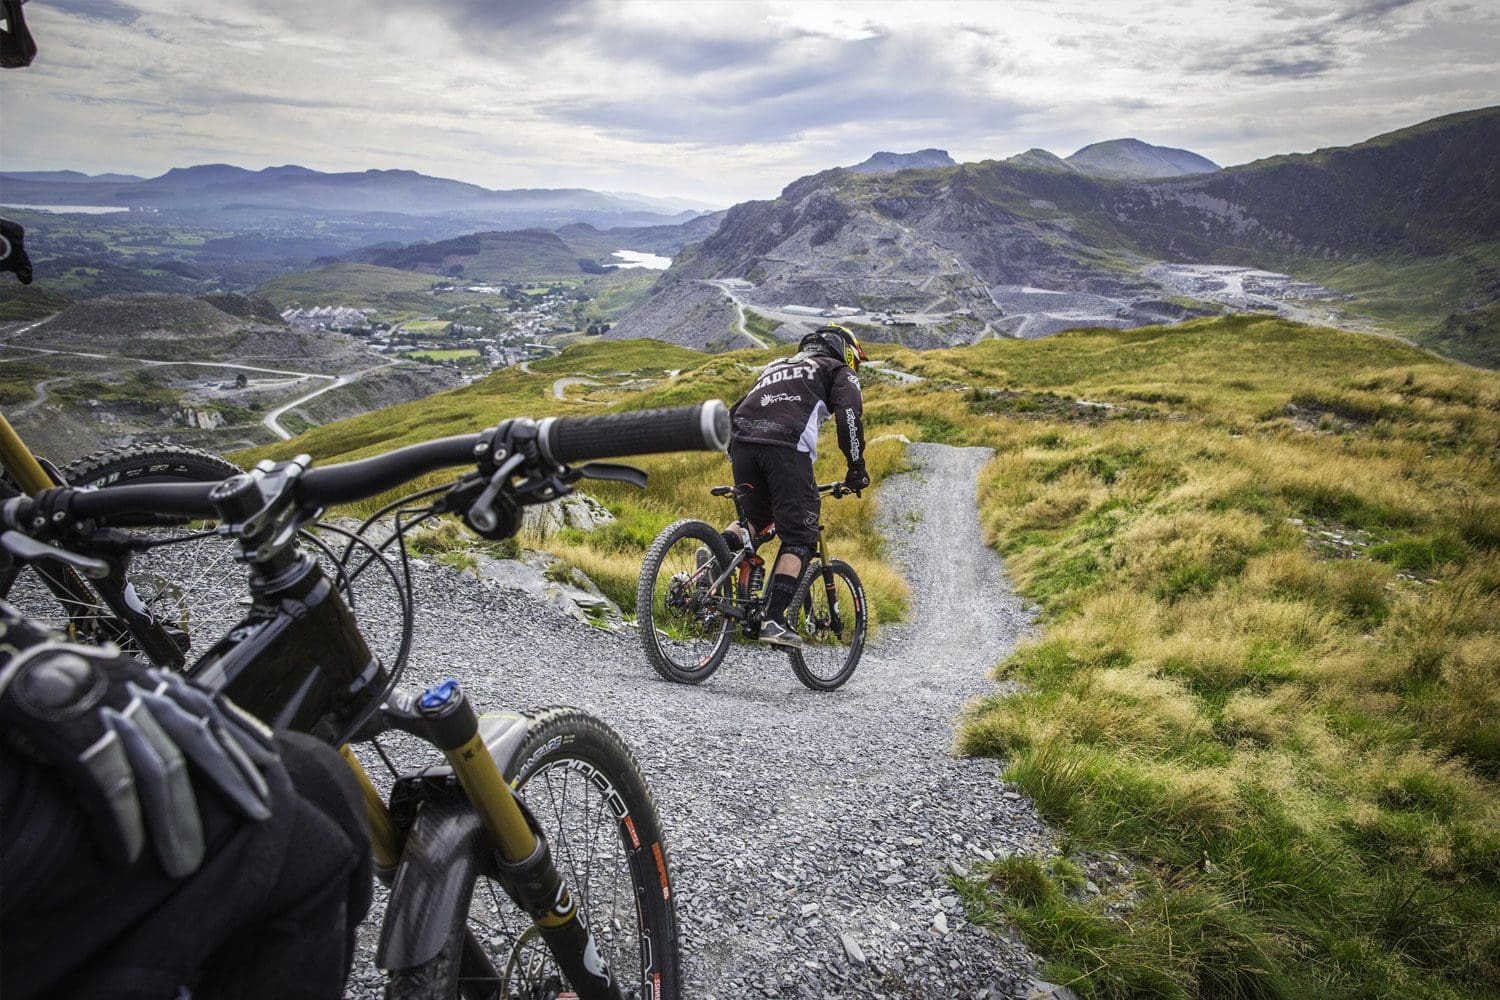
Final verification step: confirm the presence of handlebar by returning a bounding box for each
[818,481,861,499]
[34,401,731,526]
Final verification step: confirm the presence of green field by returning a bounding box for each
[256,263,446,313]
[232,319,1499,999]
[400,319,451,337]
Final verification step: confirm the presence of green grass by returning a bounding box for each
[743,308,784,342]
[0,360,52,404]
[580,270,657,322]
[400,320,451,336]
[255,263,445,310]
[529,338,707,376]
[938,318,1500,999]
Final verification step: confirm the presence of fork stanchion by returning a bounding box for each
[1,414,56,494]
[338,746,401,871]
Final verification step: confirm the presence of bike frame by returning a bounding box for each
[5,400,729,997]
[184,464,624,995]
[690,482,847,627]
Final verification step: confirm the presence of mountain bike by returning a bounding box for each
[0,411,247,667]
[0,400,731,998]
[636,481,867,691]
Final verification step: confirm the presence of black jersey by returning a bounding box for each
[729,350,864,464]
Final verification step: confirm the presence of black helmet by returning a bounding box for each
[799,323,867,370]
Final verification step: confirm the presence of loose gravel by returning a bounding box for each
[341,442,1051,998]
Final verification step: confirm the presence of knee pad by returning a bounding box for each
[776,542,812,568]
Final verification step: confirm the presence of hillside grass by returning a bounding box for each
[230,339,907,624]
[528,338,706,376]
[255,263,444,310]
[900,316,1500,999]
[230,318,1498,996]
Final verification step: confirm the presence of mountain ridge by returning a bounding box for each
[1064,137,1220,179]
[607,106,1499,364]
[0,163,715,225]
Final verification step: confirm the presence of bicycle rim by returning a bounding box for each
[638,521,732,683]
[788,560,866,691]
[1,535,248,661]
[0,445,248,666]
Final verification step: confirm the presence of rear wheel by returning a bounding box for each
[787,559,866,691]
[385,708,681,999]
[636,518,734,684]
[0,444,246,665]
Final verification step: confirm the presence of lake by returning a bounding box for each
[612,250,672,270]
[2,203,131,214]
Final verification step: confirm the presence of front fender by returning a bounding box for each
[377,712,531,971]
[376,796,488,971]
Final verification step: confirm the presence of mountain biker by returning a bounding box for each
[0,602,373,999]
[720,323,869,647]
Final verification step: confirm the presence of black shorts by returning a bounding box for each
[730,440,819,549]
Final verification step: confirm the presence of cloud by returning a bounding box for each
[1337,0,1423,23]
[1,0,1494,204]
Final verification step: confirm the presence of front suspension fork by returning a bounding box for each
[380,679,623,999]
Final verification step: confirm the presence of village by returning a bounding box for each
[280,281,607,376]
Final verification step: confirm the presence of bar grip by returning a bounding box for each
[538,401,729,465]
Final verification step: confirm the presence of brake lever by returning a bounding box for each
[577,462,648,489]
[0,530,111,579]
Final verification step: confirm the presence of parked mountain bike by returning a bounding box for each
[0,411,247,667]
[637,480,867,691]
[1,400,731,998]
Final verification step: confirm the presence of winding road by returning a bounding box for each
[0,339,398,441]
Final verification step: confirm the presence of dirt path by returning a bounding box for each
[345,442,1047,998]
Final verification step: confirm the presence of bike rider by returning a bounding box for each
[719,323,870,647]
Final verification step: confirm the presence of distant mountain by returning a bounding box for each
[1,169,146,184]
[337,211,723,282]
[848,149,957,175]
[1065,139,1220,179]
[610,106,1499,364]
[1003,149,1073,172]
[0,163,708,230]
[346,229,593,281]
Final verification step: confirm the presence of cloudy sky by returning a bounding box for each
[2,0,1495,207]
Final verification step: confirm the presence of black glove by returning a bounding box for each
[0,611,276,877]
[845,465,870,492]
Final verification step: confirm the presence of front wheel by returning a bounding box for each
[0,444,246,666]
[384,708,681,1000]
[787,559,867,691]
[636,518,733,684]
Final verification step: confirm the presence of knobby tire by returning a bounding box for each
[787,558,867,691]
[636,518,734,684]
[384,707,680,1000]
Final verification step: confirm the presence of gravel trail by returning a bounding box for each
[346,442,1048,998]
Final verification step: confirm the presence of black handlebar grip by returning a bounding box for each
[538,401,730,465]
[298,433,482,508]
[69,480,219,522]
